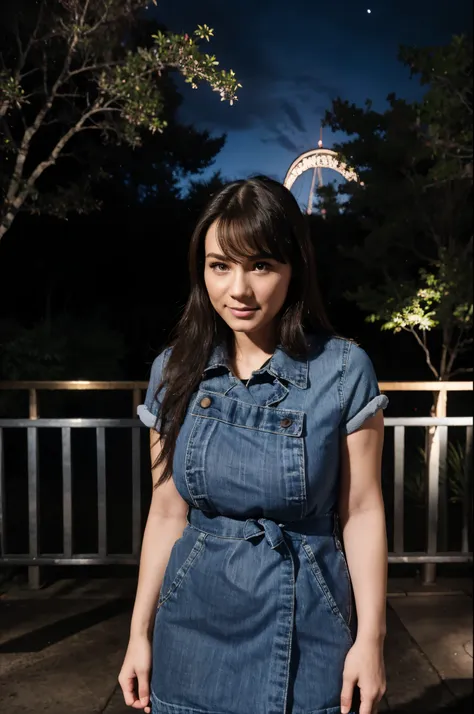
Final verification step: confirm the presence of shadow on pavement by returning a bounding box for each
[0,598,130,653]
[388,681,472,713]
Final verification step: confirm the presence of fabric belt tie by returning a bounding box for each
[188,508,336,550]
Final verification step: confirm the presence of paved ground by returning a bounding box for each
[0,577,472,713]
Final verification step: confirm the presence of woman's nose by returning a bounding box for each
[230,270,253,300]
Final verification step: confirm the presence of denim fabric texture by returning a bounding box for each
[138,334,388,714]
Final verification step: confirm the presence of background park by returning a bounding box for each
[0,1,472,712]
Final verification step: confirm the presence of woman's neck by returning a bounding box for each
[230,327,277,378]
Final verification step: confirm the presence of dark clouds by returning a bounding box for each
[154,0,343,145]
[153,0,472,180]
[261,131,300,155]
[281,102,307,135]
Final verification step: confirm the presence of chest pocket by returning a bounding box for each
[184,391,307,520]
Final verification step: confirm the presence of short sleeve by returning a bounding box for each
[137,348,171,431]
[340,342,388,435]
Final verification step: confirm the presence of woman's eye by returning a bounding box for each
[210,262,228,272]
[254,262,271,272]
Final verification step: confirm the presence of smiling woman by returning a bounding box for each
[119,176,388,714]
[204,222,293,350]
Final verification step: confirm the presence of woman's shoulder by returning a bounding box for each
[305,332,375,374]
[306,332,352,357]
[147,345,174,383]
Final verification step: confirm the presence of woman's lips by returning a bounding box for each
[228,307,259,319]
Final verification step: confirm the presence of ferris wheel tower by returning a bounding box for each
[306,126,325,215]
[283,127,360,216]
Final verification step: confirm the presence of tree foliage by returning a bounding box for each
[0,313,126,379]
[399,34,472,182]
[315,182,341,219]
[0,0,240,240]
[323,35,472,381]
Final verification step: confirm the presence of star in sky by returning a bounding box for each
[155,0,473,184]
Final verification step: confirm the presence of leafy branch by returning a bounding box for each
[0,0,241,240]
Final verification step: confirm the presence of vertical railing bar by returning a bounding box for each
[96,427,107,558]
[427,425,444,556]
[132,388,141,418]
[62,427,73,558]
[393,426,405,553]
[131,427,141,558]
[27,426,39,559]
[0,428,6,556]
[29,388,38,419]
[462,426,473,554]
[438,420,449,551]
[28,387,41,587]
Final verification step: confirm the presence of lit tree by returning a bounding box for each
[324,36,472,556]
[324,36,472,398]
[0,0,240,240]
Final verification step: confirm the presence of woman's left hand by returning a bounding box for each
[340,637,386,714]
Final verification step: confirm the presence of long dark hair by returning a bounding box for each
[153,176,333,486]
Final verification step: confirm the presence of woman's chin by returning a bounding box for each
[224,316,274,336]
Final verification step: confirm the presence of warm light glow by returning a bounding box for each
[283,149,359,190]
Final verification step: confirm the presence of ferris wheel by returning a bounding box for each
[283,128,360,215]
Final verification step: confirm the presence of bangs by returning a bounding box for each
[215,207,293,264]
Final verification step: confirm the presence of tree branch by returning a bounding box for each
[83,1,114,37]
[435,75,473,115]
[449,366,474,378]
[446,329,464,376]
[0,116,19,151]
[404,326,440,378]
[10,97,121,208]
[80,0,93,25]
[69,62,120,78]
[5,18,83,204]
[14,0,47,76]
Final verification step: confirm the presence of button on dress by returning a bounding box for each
[138,334,388,714]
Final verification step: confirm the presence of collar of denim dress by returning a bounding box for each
[202,340,309,389]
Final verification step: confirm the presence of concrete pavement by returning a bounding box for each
[0,577,472,713]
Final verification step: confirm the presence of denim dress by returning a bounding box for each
[138,334,388,714]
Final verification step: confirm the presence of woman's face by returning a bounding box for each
[204,220,292,336]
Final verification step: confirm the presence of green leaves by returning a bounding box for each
[99,50,167,136]
[151,28,241,105]
[364,271,444,334]
[0,72,25,107]
[0,0,240,238]
[358,256,472,337]
[324,35,472,379]
[195,24,215,42]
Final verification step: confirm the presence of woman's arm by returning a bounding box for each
[119,430,189,711]
[129,430,189,638]
[338,410,387,714]
[339,410,387,640]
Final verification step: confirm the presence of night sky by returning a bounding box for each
[154,0,472,200]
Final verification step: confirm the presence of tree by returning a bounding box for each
[184,171,227,215]
[0,0,240,241]
[323,36,473,559]
[314,182,342,219]
[323,37,472,392]
[399,35,472,183]
[0,312,126,380]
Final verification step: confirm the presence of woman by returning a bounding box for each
[119,176,388,714]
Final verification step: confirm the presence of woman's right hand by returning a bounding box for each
[118,635,152,712]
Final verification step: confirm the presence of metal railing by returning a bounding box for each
[0,418,143,567]
[0,380,472,586]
